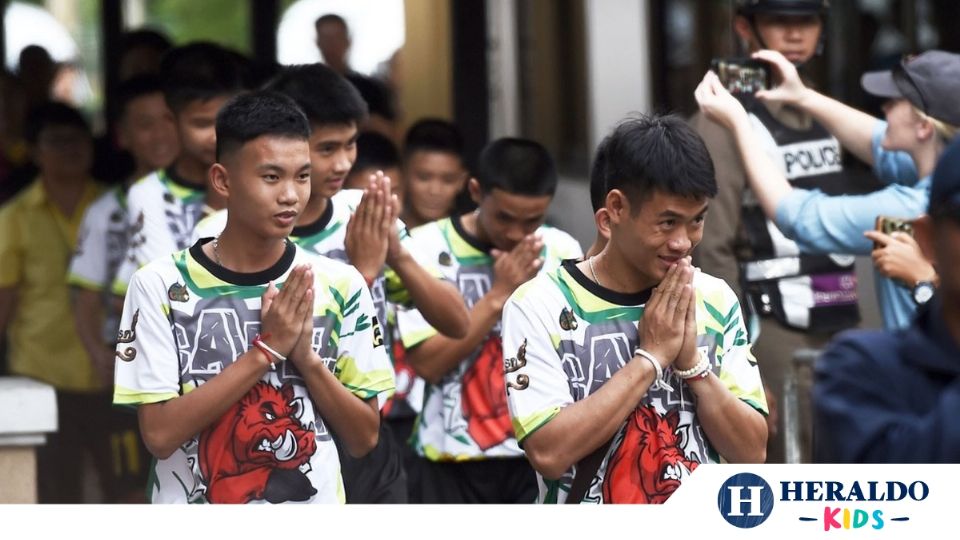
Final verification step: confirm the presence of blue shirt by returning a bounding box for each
[775,120,927,330]
[813,296,960,462]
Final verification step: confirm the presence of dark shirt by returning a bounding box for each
[814,296,960,462]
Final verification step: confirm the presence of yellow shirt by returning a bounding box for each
[0,178,104,391]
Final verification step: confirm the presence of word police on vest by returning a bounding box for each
[780,139,842,178]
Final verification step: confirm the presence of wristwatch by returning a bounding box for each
[912,280,936,306]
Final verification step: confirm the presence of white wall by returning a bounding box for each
[584,0,652,151]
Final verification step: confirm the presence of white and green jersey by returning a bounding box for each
[503,260,767,503]
[112,169,206,295]
[193,189,425,414]
[113,240,395,504]
[68,186,128,342]
[397,215,583,461]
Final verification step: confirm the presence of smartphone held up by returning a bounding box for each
[710,58,771,96]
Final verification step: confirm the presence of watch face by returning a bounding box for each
[914,282,935,305]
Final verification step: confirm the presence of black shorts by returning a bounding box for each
[337,420,408,503]
[412,456,538,504]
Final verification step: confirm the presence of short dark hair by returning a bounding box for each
[160,42,247,114]
[265,64,367,128]
[215,91,311,162]
[476,137,557,196]
[120,29,172,56]
[403,119,464,162]
[24,101,91,144]
[589,137,609,212]
[114,74,164,123]
[593,114,717,210]
[315,13,348,31]
[353,132,400,172]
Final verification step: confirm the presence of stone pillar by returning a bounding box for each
[0,377,57,503]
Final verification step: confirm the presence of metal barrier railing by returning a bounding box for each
[782,348,821,464]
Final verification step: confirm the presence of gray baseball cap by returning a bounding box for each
[861,50,960,126]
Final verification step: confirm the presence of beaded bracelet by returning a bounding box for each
[674,350,711,380]
[633,348,674,392]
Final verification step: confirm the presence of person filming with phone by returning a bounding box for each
[690,0,860,464]
[697,49,960,329]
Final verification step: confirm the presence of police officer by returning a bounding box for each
[690,0,858,463]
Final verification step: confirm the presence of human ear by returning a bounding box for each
[605,189,631,224]
[467,177,482,205]
[209,163,231,199]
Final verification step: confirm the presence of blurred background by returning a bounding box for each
[2,0,959,242]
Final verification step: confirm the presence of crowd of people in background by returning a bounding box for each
[1,0,959,505]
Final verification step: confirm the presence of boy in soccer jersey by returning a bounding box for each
[113,91,394,504]
[503,115,768,504]
[396,137,583,503]
[71,75,178,387]
[399,119,469,230]
[193,63,469,503]
[112,43,246,297]
[68,75,177,501]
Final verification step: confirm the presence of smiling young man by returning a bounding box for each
[113,91,393,504]
[67,73,179,502]
[112,43,246,298]
[193,63,469,503]
[396,137,582,503]
[400,119,468,230]
[503,115,767,504]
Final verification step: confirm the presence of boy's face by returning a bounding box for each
[608,189,708,286]
[471,182,552,252]
[404,150,467,224]
[118,92,179,173]
[33,124,93,179]
[219,135,312,239]
[309,122,358,201]
[736,13,822,64]
[175,95,231,168]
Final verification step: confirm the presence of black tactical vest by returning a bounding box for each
[739,99,861,333]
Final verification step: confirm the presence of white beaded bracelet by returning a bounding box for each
[674,350,711,380]
[633,348,674,392]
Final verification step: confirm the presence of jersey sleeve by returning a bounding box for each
[113,187,181,295]
[383,228,448,307]
[393,228,448,349]
[0,204,22,287]
[111,202,144,295]
[554,230,584,260]
[68,200,110,291]
[502,285,573,444]
[707,278,768,415]
[113,266,181,407]
[191,209,227,244]
[330,269,396,401]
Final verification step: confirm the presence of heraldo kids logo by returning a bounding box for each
[717,473,775,528]
[718,473,928,531]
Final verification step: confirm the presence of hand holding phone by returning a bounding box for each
[710,58,771,96]
[873,215,914,249]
